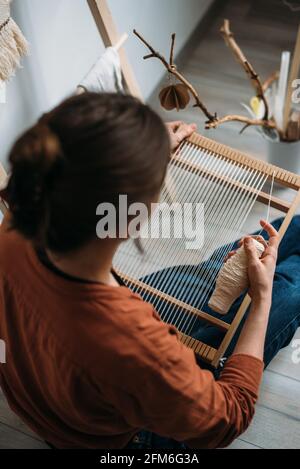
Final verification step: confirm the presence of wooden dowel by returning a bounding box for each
[178,332,217,363]
[76,86,85,95]
[115,271,230,332]
[87,0,142,99]
[171,153,291,213]
[188,133,300,190]
[114,33,128,51]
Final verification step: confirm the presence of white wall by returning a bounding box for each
[0,0,213,166]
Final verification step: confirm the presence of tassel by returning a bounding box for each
[0,0,29,82]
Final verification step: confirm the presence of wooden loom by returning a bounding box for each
[113,133,300,368]
[0,1,300,368]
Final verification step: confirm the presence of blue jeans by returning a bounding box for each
[126,216,300,449]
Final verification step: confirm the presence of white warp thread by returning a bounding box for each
[79,47,123,94]
[0,0,29,82]
[208,239,265,315]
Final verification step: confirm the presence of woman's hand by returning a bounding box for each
[232,221,279,360]
[166,121,197,152]
[244,220,279,304]
[225,220,279,304]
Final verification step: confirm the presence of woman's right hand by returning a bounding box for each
[165,121,197,152]
[244,220,279,304]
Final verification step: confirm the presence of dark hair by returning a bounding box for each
[6,92,170,252]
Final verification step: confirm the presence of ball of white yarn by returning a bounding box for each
[208,238,265,315]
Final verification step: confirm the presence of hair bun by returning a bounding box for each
[6,120,64,241]
[16,121,62,172]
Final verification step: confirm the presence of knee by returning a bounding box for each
[270,215,300,233]
[285,215,300,239]
[289,215,300,229]
[270,217,284,230]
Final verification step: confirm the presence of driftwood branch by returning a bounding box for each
[133,29,217,123]
[205,115,278,130]
[262,70,279,92]
[220,19,269,120]
[133,27,282,135]
[207,116,284,140]
[170,33,176,67]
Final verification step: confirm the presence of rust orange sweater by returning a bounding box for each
[0,227,264,449]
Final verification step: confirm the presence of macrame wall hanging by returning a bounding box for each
[0,0,29,83]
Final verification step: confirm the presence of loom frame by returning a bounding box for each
[189,134,300,366]
[116,133,300,368]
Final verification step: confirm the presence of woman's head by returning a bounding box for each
[6,92,170,253]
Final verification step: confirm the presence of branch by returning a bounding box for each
[205,114,283,137]
[262,70,279,92]
[220,19,269,120]
[133,29,217,123]
[133,28,281,136]
[170,33,176,67]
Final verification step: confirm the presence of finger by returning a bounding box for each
[175,123,197,143]
[262,245,278,263]
[175,123,196,137]
[239,235,267,249]
[251,235,268,249]
[224,251,236,262]
[260,220,278,237]
[238,237,244,247]
[260,220,279,247]
[166,121,183,132]
[244,237,260,265]
[225,251,235,261]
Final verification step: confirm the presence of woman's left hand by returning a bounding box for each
[166,121,197,152]
[224,234,268,263]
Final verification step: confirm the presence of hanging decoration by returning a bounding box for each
[159,83,190,111]
[0,0,29,82]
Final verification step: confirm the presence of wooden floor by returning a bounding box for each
[0,0,300,450]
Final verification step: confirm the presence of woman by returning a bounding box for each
[0,92,299,449]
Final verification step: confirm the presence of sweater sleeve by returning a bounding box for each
[105,307,264,449]
[184,354,264,448]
